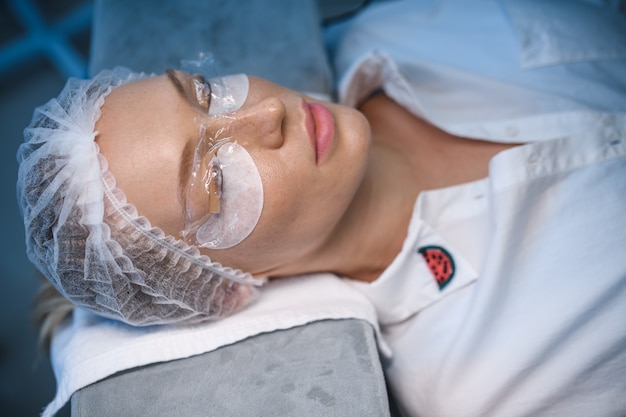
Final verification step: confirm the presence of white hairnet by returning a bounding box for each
[16,67,262,326]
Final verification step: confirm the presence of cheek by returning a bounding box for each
[260,170,344,256]
[256,159,309,231]
[233,157,319,260]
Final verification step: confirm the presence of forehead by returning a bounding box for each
[106,74,171,106]
[95,74,194,236]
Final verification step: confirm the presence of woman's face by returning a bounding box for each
[96,71,370,277]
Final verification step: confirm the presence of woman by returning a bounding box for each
[18,1,626,416]
[95,69,514,281]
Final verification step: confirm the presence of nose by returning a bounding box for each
[211,97,285,150]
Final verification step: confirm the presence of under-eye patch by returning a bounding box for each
[181,74,264,250]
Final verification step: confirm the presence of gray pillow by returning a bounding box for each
[89,0,332,95]
[72,319,392,416]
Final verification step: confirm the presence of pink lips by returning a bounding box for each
[304,101,335,164]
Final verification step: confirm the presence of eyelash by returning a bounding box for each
[193,76,212,110]
[204,156,223,214]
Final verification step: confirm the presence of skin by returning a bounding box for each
[96,72,516,282]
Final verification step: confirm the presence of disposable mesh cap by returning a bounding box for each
[16,67,263,326]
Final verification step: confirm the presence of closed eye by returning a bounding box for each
[164,69,213,113]
[192,76,212,111]
[205,156,222,214]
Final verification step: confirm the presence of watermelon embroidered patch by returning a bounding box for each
[418,245,455,290]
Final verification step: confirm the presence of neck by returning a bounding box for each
[333,144,418,282]
[316,100,423,281]
[310,93,518,282]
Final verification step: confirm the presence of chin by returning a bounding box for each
[342,106,372,165]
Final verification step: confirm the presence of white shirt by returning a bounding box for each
[330,1,626,416]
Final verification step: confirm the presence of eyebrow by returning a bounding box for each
[165,69,195,216]
[179,140,195,213]
[166,69,186,101]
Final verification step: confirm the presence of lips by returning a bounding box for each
[304,100,335,164]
